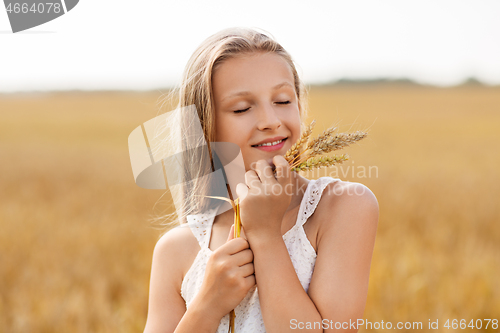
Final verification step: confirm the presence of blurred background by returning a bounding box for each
[1,1,499,332]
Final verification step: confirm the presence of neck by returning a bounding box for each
[286,172,309,213]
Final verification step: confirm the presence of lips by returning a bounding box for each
[251,136,287,147]
[252,138,285,147]
[251,138,287,152]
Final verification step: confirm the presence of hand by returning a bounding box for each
[235,155,292,242]
[195,224,255,319]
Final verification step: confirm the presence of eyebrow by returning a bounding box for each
[221,81,294,102]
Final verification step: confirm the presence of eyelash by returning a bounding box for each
[233,101,291,114]
[233,108,249,114]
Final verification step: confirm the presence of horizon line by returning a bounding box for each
[1,77,498,95]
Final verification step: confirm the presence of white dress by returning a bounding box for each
[180,177,340,332]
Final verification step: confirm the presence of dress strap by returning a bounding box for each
[296,177,340,227]
[186,208,218,249]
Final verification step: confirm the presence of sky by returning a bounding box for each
[1,0,499,92]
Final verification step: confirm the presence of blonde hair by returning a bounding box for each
[155,27,309,236]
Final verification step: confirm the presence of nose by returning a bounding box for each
[256,104,282,131]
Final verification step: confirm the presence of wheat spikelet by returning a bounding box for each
[283,119,367,172]
[308,130,367,157]
[291,154,349,172]
[284,120,316,164]
[308,125,337,149]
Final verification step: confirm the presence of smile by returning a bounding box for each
[252,138,287,152]
[254,139,284,147]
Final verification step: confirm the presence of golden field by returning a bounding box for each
[0,85,499,332]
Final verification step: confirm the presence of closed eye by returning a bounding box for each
[234,101,289,113]
[234,107,250,114]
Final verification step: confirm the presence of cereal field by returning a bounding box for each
[0,84,499,332]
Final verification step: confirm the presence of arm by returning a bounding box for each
[307,182,379,333]
[248,183,378,333]
[143,227,222,333]
[144,225,256,333]
[249,233,323,332]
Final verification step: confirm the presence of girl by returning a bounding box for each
[143,27,378,333]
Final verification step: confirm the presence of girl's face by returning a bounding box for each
[213,52,301,171]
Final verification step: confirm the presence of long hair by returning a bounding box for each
[154,27,309,236]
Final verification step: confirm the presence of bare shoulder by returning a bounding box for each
[154,224,201,283]
[315,180,379,240]
[156,223,200,253]
[144,224,201,332]
[325,180,378,208]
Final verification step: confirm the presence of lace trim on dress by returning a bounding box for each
[186,208,218,248]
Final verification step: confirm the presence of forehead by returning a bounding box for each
[212,52,295,100]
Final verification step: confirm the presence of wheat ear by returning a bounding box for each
[287,124,338,166]
[290,154,349,172]
[307,131,367,157]
[285,120,367,170]
[284,120,316,165]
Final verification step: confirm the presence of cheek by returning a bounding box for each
[215,115,246,145]
[220,122,238,143]
[215,115,232,142]
[285,108,302,135]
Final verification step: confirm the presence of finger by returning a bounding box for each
[226,224,235,242]
[224,237,250,255]
[244,274,256,287]
[244,170,261,188]
[233,248,254,266]
[236,183,249,202]
[239,225,247,240]
[254,159,275,184]
[239,262,254,278]
[273,155,291,186]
